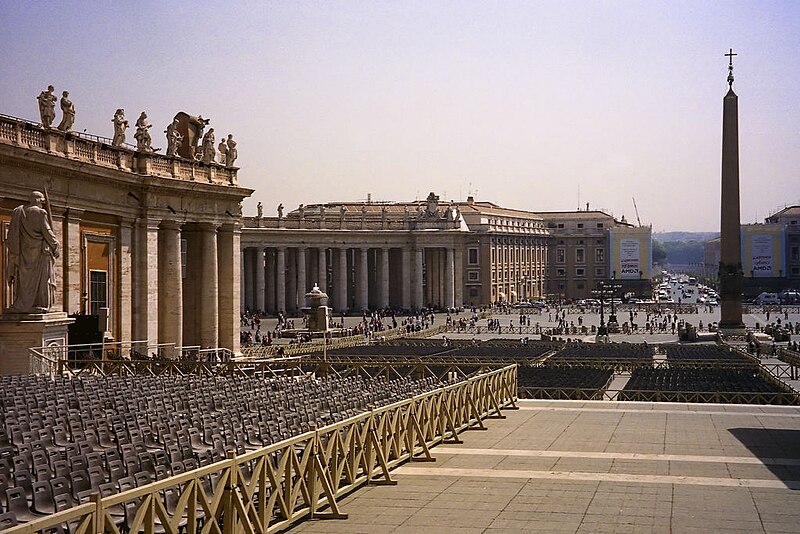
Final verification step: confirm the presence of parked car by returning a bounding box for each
[779,290,800,304]
[755,292,780,305]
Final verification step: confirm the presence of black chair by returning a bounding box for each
[69,470,91,501]
[0,512,18,530]
[6,487,44,523]
[31,480,56,514]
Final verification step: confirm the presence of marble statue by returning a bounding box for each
[6,191,60,313]
[57,91,75,132]
[298,204,305,219]
[201,128,215,163]
[165,118,183,157]
[112,109,128,146]
[217,139,228,165]
[277,203,284,218]
[226,134,238,167]
[37,85,57,128]
[257,202,263,218]
[134,112,153,152]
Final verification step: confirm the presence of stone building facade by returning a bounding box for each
[0,113,252,352]
[241,195,650,311]
[539,211,651,300]
[766,206,800,283]
[240,193,466,313]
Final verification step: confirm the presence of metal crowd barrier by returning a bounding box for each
[5,365,517,534]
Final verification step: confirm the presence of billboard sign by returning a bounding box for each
[751,234,773,277]
[619,238,641,279]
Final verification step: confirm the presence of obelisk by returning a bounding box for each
[718,49,745,331]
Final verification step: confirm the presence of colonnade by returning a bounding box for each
[241,244,462,313]
[133,220,240,352]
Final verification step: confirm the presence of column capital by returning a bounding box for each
[197,221,220,231]
[160,219,183,231]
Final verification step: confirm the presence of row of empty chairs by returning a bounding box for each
[620,368,792,403]
[0,372,445,530]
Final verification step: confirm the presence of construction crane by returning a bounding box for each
[632,197,642,227]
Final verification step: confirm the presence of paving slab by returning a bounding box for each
[290,399,800,533]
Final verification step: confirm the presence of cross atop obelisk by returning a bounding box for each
[725,48,737,88]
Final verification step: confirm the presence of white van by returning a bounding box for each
[756,292,780,305]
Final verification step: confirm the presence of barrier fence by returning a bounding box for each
[5,365,518,534]
[240,324,449,359]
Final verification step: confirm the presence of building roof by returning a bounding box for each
[766,205,800,222]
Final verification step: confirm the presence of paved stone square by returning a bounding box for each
[292,400,800,533]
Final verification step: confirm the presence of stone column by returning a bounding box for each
[119,219,134,343]
[240,249,246,311]
[357,247,369,311]
[317,247,327,292]
[276,247,286,313]
[254,248,265,313]
[401,247,411,310]
[296,246,307,305]
[454,248,463,308]
[445,247,455,309]
[337,247,348,312]
[286,248,297,311]
[242,248,254,312]
[380,247,390,308]
[158,220,183,351]
[63,209,83,314]
[134,218,159,344]
[413,247,424,309]
[265,249,276,314]
[217,223,240,353]
[198,223,219,348]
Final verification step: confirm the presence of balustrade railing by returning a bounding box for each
[4,365,517,534]
[0,113,238,186]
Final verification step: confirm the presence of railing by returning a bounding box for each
[240,324,449,358]
[0,113,238,186]
[518,386,800,405]
[5,365,517,534]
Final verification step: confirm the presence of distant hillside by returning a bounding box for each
[652,232,718,266]
[653,232,718,243]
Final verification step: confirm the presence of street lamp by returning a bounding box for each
[592,278,622,337]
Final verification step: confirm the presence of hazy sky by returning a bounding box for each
[2,1,798,231]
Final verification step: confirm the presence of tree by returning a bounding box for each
[652,239,667,265]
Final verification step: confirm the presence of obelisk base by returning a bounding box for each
[0,312,74,375]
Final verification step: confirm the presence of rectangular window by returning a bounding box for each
[469,287,479,298]
[468,271,480,281]
[596,268,605,277]
[576,268,585,277]
[468,248,479,264]
[792,247,799,261]
[577,282,585,289]
[577,223,584,229]
[576,248,585,263]
[557,248,565,263]
[597,223,604,228]
[596,249,605,263]
[89,270,107,316]
[557,223,565,229]
[556,268,566,277]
